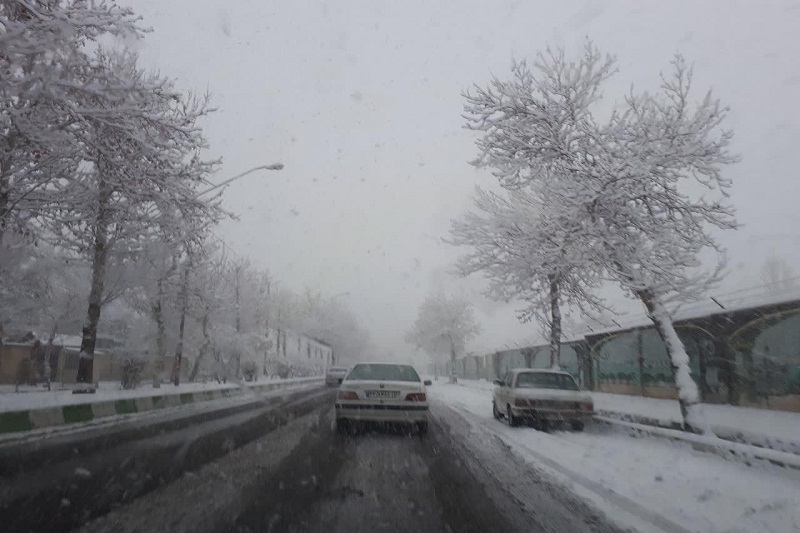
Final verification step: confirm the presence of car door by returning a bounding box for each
[504,372,516,407]
[496,371,512,407]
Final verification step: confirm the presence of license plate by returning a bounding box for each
[365,390,399,399]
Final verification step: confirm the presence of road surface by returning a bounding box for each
[2,384,625,533]
[71,401,622,533]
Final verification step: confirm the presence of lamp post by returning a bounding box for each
[169,163,283,387]
[195,163,284,198]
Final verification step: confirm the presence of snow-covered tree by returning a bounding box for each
[449,185,604,369]
[405,292,481,368]
[297,294,371,365]
[0,240,87,338]
[0,0,139,243]
[464,42,738,433]
[45,49,221,384]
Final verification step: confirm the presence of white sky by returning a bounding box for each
[128,0,800,355]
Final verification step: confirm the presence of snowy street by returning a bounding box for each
[0,386,334,532]
[74,394,624,533]
[3,377,799,532]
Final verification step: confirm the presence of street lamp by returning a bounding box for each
[195,163,284,198]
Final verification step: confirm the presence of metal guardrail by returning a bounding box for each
[0,377,324,434]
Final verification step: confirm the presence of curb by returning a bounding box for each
[596,409,800,455]
[595,415,800,471]
[0,378,323,435]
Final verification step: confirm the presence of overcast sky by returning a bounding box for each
[128,0,800,355]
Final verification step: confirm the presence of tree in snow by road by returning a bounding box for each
[449,185,605,369]
[0,0,139,308]
[405,293,481,371]
[45,50,221,384]
[0,0,139,238]
[464,42,738,433]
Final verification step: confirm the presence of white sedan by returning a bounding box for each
[492,368,594,430]
[335,362,431,435]
[325,366,349,386]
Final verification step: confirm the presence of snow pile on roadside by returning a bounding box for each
[592,392,800,450]
[429,382,800,533]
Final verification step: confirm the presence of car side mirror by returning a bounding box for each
[493,379,503,386]
[423,379,432,386]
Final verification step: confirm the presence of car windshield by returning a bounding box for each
[516,373,579,391]
[345,364,420,382]
[3,2,795,532]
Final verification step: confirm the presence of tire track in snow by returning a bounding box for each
[437,400,694,533]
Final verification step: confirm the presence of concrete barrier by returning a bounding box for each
[0,377,323,435]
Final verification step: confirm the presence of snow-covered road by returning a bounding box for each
[429,381,800,533]
[1,386,334,532]
[13,380,798,533]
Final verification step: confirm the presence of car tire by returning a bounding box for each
[417,421,428,436]
[492,401,501,420]
[571,421,585,432]
[506,405,519,427]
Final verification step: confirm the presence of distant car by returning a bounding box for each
[492,369,594,430]
[335,362,432,435]
[325,366,349,386]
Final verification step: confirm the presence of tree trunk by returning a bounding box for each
[0,135,18,245]
[77,179,112,385]
[449,339,457,383]
[152,282,166,387]
[172,259,190,386]
[548,273,562,369]
[189,310,210,382]
[234,265,242,333]
[45,323,57,391]
[637,289,708,434]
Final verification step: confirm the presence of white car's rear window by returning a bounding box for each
[346,364,421,382]
[516,372,579,391]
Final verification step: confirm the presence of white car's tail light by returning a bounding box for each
[580,402,594,411]
[405,392,427,401]
[337,390,358,400]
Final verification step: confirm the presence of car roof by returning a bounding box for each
[510,368,573,376]
[351,361,415,367]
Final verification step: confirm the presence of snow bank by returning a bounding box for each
[592,392,800,449]
[438,377,800,449]
[430,381,800,533]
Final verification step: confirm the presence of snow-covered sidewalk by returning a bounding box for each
[445,377,800,452]
[430,381,800,533]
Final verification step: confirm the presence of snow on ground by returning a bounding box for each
[592,391,800,447]
[444,377,800,447]
[0,377,320,413]
[429,381,800,533]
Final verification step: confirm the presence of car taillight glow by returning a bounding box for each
[337,390,358,400]
[514,398,529,407]
[580,402,594,411]
[405,392,427,401]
